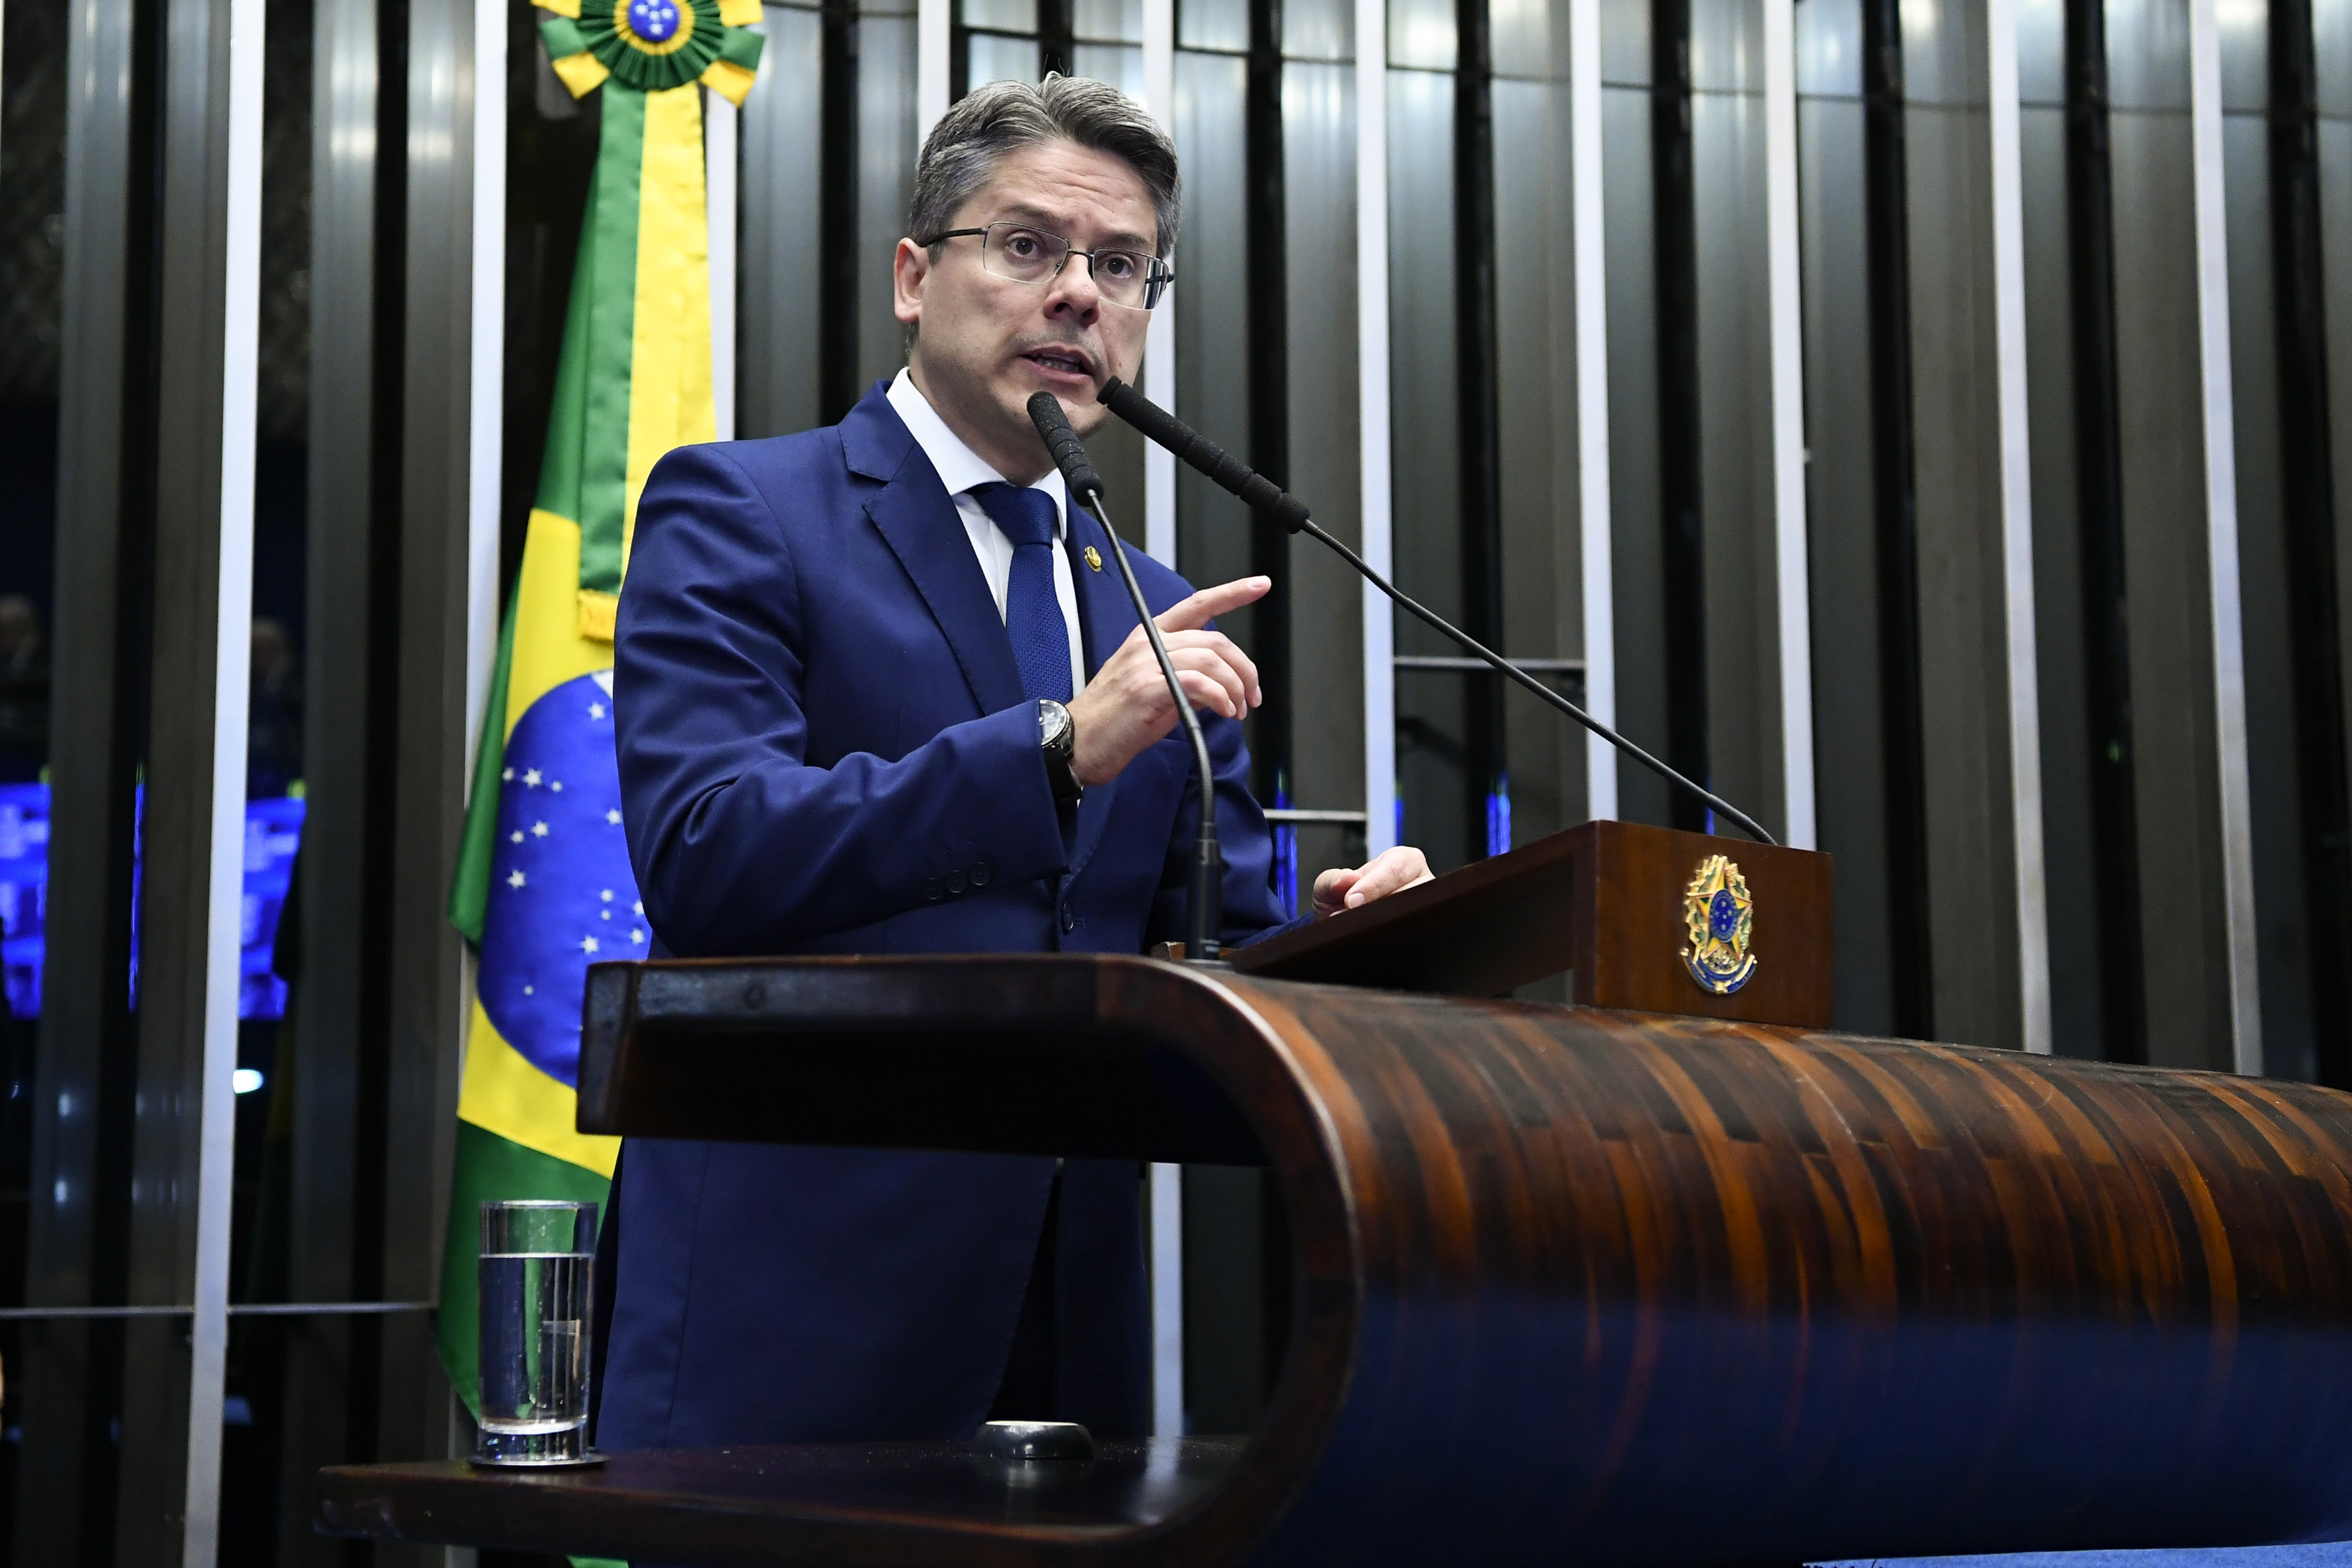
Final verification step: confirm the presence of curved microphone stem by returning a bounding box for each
[1083,489,1222,961]
[1028,392,1223,960]
[1097,378,1778,848]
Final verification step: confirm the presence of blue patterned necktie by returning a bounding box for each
[972,483,1073,704]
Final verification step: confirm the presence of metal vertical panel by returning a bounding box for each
[1654,0,1709,835]
[1988,0,2053,1053]
[16,0,139,1553]
[1690,0,1780,838]
[471,0,507,756]
[708,90,737,442]
[1494,48,1587,848]
[742,3,823,438]
[2324,0,2352,889]
[1387,64,1466,865]
[1140,0,1178,1436]
[1284,59,1362,872]
[2188,0,2260,1075]
[1148,1158,1183,1434]
[859,0,917,390]
[2229,107,2317,1075]
[2318,0,2352,1080]
[1572,0,1615,821]
[275,0,380,1550]
[1862,0,1934,1039]
[1172,47,1251,591]
[2022,70,2106,1059]
[1905,0,2031,1051]
[921,0,951,135]
[1360,0,1395,854]
[2220,0,2313,1076]
[182,0,266,1547]
[2107,0,2236,1071]
[377,0,479,1483]
[113,0,261,1545]
[1798,0,1899,1033]
[2258,0,2352,1086]
[1142,0,1175,564]
[1765,0,1813,849]
[1604,80,1669,828]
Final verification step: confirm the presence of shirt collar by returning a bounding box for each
[887,367,1067,538]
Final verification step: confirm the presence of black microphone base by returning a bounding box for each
[1145,942,1234,969]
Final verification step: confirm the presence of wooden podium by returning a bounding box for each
[315,822,2352,1566]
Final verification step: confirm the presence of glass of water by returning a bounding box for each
[475,1200,598,1466]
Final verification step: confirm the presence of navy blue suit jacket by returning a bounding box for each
[600,382,1296,1450]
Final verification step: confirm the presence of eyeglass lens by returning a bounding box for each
[981,222,1164,309]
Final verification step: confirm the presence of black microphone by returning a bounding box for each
[1026,391,1225,961]
[1096,377,1778,848]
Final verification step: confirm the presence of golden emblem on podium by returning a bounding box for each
[1681,854,1758,995]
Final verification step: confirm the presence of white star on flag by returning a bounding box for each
[507,870,526,888]
[523,768,542,787]
[532,822,550,838]
[589,702,607,720]
[580,935,600,954]
[606,809,622,824]
[510,830,522,843]
[631,928,645,943]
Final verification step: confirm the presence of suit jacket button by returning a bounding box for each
[946,870,968,895]
[1060,906,1076,933]
[923,878,943,902]
[970,861,991,887]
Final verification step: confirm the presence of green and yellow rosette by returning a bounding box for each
[537,0,766,104]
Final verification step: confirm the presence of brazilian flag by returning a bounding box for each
[438,0,761,1419]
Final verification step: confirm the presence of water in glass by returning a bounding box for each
[475,1200,597,1464]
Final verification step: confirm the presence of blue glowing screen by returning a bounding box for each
[0,783,305,1022]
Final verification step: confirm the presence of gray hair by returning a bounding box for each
[909,74,1182,261]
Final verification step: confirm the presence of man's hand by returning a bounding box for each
[1311,846,1434,919]
[1068,576,1271,788]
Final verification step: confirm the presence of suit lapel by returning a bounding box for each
[846,386,1026,719]
[1065,505,1151,883]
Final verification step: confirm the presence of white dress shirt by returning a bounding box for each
[886,368,1086,699]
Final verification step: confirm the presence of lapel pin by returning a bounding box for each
[1084,545,1103,572]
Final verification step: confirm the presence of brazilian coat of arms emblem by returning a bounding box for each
[1680,854,1758,995]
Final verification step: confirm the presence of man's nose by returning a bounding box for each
[1042,256,1102,319]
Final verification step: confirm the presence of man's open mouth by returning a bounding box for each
[1023,348,1093,378]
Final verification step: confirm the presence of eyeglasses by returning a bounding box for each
[917,221,1175,311]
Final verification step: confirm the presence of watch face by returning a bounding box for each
[1039,700,1071,747]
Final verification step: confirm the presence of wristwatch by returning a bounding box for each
[1038,699,1084,806]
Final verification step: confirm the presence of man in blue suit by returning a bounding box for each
[602,72,1430,1452]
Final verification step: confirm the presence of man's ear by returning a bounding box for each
[892,237,929,328]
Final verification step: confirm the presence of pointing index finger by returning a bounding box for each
[1157,576,1272,633]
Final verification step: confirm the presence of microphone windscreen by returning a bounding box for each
[1026,392,1105,500]
[1099,378,1309,532]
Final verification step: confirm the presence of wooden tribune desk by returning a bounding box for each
[318,824,2352,1566]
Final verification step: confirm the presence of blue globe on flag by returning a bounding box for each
[476,669,645,1087]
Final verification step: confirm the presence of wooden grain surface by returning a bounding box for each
[316,1440,1245,1566]
[1233,821,1833,1028]
[323,957,2352,1567]
[1571,818,1836,1024]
